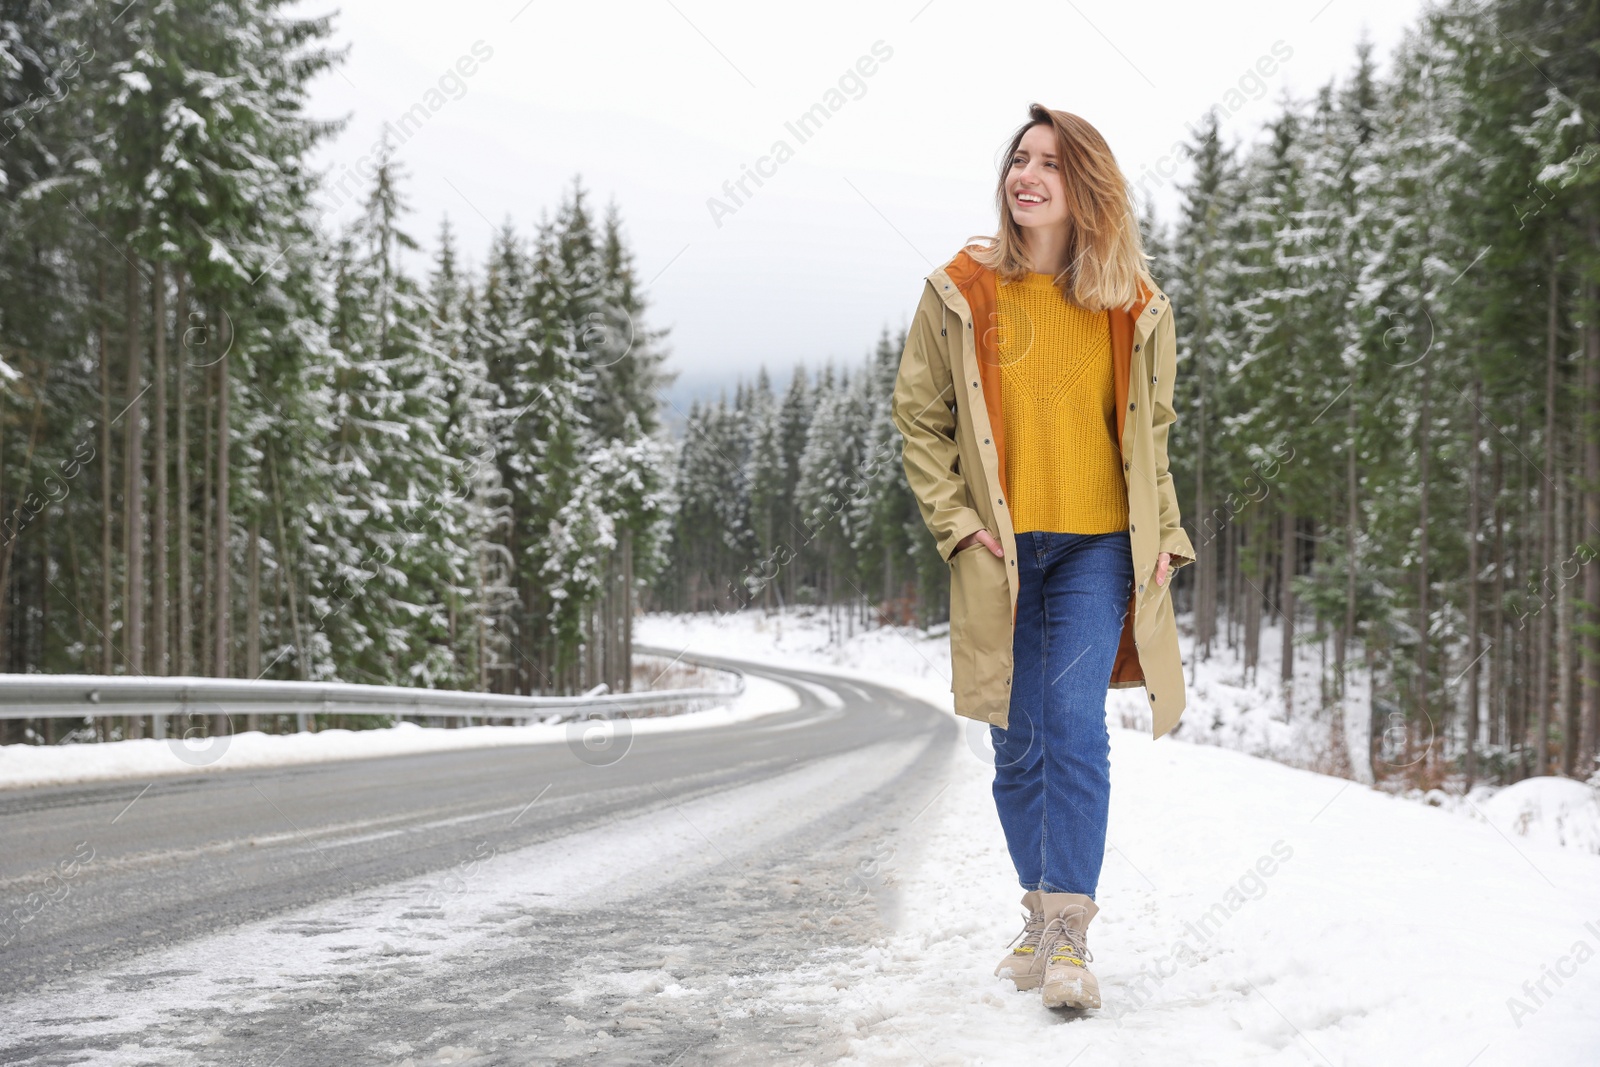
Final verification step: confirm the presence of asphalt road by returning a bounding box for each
[0,651,958,1066]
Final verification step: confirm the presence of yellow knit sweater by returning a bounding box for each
[996,272,1129,535]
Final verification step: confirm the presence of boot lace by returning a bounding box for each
[1004,906,1046,957]
[1040,914,1094,968]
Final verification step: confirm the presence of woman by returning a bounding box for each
[890,104,1195,1011]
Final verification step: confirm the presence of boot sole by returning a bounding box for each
[1042,990,1101,1009]
[1041,978,1100,1009]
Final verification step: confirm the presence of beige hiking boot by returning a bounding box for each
[1037,891,1101,1009]
[993,890,1047,990]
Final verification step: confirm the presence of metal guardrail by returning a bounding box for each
[0,666,746,737]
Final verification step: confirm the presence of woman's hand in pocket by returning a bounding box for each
[954,529,1004,558]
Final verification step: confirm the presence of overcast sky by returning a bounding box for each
[288,0,1431,408]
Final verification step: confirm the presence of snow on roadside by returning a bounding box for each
[0,675,796,791]
[637,607,957,714]
[1480,776,1600,857]
[639,607,1600,1062]
[642,608,1600,859]
[637,607,1348,771]
[750,726,1600,1066]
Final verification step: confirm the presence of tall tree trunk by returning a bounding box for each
[1557,450,1575,775]
[1227,517,1240,651]
[476,549,488,693]
[270,451,308,681]
[622,527,634,693]
[37,511,47,676]
[1342,363,1359,700]
[1514,412,1532,782]
[213,311,231,679]
[175,271,192,677]
[607,551,620,693]
[0,397,45,664]
[1491,446,1506,751]
[98,264,114,675]
[534,593,547,695]
[246,511,260,733]
[1465,376,1482,784]
[1535,257,1559,776]
[605,584,615,691]
[247,512,260,679]
[1195,340,1214,658]
[588,607,597,691]
[122,257,145,685]
[1280,507,1296,718]
[1244,513,1264,683]
[1583,218,1600,776]
[1416,353,1431,770]
[201,352,214,677]
[151,260,169,676]
[69,524,89,670]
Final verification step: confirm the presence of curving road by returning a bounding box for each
[0,651,957,1066]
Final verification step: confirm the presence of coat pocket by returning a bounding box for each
[1138,585,1187,716]
[948,543,1012,719]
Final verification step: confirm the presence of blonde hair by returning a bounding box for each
[964,103,1155,312]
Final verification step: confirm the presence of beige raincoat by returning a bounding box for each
[891,247,1196,739]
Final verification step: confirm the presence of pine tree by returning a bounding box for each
[315,154,475,686]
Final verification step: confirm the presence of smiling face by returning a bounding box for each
[1006,123,1069,234]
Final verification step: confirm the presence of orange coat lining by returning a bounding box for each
[945,249,1152,686]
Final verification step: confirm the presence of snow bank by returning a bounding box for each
[740,728,1600,1066]
[1481,776,1600,857]
[633,607,1600,1061]
[0,675,796,791]
[645,608,1600,859]
[638,607,1362,775]
[637,608,957,714]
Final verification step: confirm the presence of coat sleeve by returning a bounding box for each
[891,281,988,562]
[1151,304,1196,572]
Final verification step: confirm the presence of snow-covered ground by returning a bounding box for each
[1480,776,1600,856]
[0,673,795,791]
[643,605,1366,771]
[5,607,1598,1063]
[640,608,1600,1065]
[777,724,1600,1066]
[638,608,1600,859]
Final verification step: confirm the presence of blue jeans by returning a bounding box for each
[991,529,1133,899]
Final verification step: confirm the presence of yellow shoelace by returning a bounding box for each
[1041,915,1093,968]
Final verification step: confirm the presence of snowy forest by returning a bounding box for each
[0,1,674,716]
[3,0,1599,790]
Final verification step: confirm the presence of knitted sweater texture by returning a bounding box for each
[996,272,1130,535]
